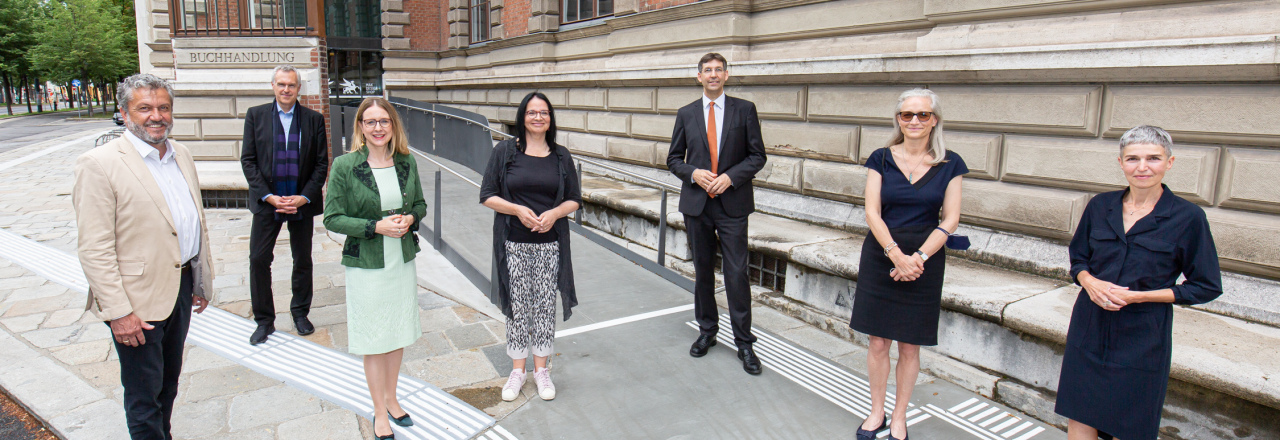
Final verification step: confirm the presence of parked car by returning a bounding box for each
[112,112,124,126]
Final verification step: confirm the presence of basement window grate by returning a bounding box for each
[202,190,250,209]
[748,251,786,292]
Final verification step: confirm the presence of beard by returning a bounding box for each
[126,118,173,145]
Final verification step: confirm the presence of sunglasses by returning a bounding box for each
[897,111,934,123]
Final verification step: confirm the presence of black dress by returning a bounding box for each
[849,148,967,346]
[1055,185,1222,440]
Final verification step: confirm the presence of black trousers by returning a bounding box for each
[249,212,314,326]
[112,266,192,440]
[684,197,756,348]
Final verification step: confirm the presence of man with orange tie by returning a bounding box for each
[667,52,768,375]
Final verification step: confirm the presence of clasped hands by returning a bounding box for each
[514,205,559,233]
[375,214,415,238]
[267,195,307,214]
[1079,272,1135,311]
[692,169,732,196]
[888,249,925,282]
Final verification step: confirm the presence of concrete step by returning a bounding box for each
[577,173,1280,436]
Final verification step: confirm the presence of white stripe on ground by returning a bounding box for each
[0,228,498,440]
[554,304,694,338]
[0,129,106,173]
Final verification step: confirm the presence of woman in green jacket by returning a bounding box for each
[323,97,427,440]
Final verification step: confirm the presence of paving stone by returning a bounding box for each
[312,286,346,308]
[75,360,122,390]
[215,285,250,303]
[452,305,488,324]
[213,273,244,289]
[50,339,112,365]
[446,323,499,351]
[329,323,348,350]
[171,397,228,439]
[405,350,499,390]
[182,365,282,403]
[74,322,112,343]
[404,331,454,361]
[275,409,364,440]
[221,301,253,318]
[418,290,459,310]
[484,320,507,343]
[3,275,47,290]
[0,345,104,417]
[48,398,130,440]
[21,324,88,348]
[203,427,274,440]
[300,327,333,347]
[227,385,323,431]
[0,312,46,332]
[43,308,88,328]
[419,306,463,333]
[308,304,346,327]
[3,292,79,317]
[7,283,69,303]
[182,346,237,374]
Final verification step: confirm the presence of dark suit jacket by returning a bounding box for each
[241,102,329,217]
[666,95,767,217]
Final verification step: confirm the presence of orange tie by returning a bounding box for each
[707,103,718,197]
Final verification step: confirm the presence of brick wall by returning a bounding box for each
[405,0,448,50]
[307,43,332,149]
[503,0,530,37]
[641,0,698,13]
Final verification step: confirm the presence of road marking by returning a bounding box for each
[0,129,106,173]
[555,304,694,338]
[0,228,499,440]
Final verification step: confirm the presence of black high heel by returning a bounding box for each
[855,415,888,440]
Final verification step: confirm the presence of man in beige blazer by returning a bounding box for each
[73,73,213,440]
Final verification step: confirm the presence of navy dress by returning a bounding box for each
[849,148,967,346]
[1055,185,1222,440]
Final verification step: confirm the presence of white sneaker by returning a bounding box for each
[533,368,555,400]
[501,369,526,402]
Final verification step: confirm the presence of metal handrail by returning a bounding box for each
[575,156,682,193]
[392,101,512,139]
[410,149,481,188]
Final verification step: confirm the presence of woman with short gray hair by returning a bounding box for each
[1055,125,1222,440]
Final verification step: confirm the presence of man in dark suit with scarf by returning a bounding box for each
[241,65,329,345]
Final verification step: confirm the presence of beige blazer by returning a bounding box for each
[73,136,214,322]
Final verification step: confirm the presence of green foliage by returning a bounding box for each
[0,0,40,76]
[27,0,137,84]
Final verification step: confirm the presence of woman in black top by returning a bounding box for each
[479,92,582,403]
[1055,125,1221,440]
[851,89,967,440]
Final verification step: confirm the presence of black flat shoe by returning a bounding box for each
[294,316,315,336]
[249,324,274,345]
[374,432,395,440]
[855,415,888,440]
[388,410,413,427]
[689,334,717,357]
[738,345,762,375]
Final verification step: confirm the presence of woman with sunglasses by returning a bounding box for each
[323,97,427,440]
[1055,126,1221,440]
[851,88,967,440]
[480,92,582,403]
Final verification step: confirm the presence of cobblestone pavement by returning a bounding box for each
[0,134,528,439]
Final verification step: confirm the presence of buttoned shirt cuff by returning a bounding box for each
[262,194,275,201]
[300,196,310,203]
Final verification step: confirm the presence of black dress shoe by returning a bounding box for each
[856,415,888,440]
[294,317,315,336]
[249,324,274,345]
[374,431,395,440]
[738,346,762,375]
[689,334,717,357]
[388,410,413,427]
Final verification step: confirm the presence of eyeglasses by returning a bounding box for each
[525,110,550,119]
[898,112,934,123]
[362,119,392,128]
[701,68,726,74]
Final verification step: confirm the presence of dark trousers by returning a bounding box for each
[249,212,314,326]
[112,266,192,440]
[684,197,756,348]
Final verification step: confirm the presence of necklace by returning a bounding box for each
[1126,197,1152,216]
[894,147,929,182]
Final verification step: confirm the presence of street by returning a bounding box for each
[0,112,115,155]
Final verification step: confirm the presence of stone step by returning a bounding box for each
[577,173,1280,418]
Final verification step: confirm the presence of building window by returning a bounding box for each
[562,0,611,23]
[328,50,383,101]
[326,0,381,39]
[469,0,490,43]
[173,0,317,36]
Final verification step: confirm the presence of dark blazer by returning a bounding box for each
[666,95,767,217]
[479,138,582,322]
[1056,184,1222,440]
[241,102,329,217]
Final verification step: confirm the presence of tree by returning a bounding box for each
[28,0,136,117]
[0,0,40,115]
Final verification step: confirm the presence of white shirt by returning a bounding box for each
[124,130,201,263]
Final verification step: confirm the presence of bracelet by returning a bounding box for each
[935,227,951,236]
[883,242,898,257]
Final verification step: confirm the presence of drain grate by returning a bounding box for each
[202,190,249,209]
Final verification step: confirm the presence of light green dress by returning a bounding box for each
[345,166,422,355]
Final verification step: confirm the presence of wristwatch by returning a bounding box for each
[916,250,929,262]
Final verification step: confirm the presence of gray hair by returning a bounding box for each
[272,65,301,90]
[117,74,174,111]
[1119,125,1173,156]
[887,88,947,165]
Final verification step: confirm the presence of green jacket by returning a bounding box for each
[323,149,428,269]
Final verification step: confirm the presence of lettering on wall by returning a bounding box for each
[173,49,312,67]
